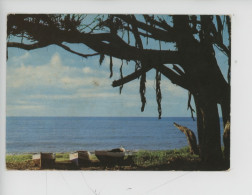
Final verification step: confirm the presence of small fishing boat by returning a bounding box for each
[32,153,55,169]
[69,151,91,166]
[95,147,126,164]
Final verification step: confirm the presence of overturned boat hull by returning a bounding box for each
[95,150,125,164]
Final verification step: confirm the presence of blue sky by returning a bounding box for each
[6,15,229,117]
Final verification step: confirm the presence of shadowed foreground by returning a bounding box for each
[6,147,229,171]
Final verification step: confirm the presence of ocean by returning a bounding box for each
[6,117,224,154]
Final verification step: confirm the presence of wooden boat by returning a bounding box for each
[69,151,91,166]
[95,148,126,164]
[32,153,55,168]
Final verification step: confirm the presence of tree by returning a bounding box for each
[7,14,231,167]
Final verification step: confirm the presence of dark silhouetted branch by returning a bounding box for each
[56,43,99,58]
[187,92,195,121]
[156,70,162,119]
[112,65,152,87]
[155,64,189,90]
[7,42,49,50]
[114,15,177,43]
[172,64,185,76]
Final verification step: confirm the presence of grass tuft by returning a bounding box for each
[132,147,199,167]
[55,153,69,162]
[6,154,32,163]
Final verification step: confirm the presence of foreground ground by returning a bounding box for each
[6,147,229,171]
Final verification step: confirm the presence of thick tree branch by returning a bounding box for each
[112,65,152,87]
[214,42,230,57]
[130,15,144,49]
[155,64,189,90]
[187,92,195,120]
[144,15,173,32]
[8,30,180,65]
[56,43,99,58]
[8,15,181,65]
[122,25,173,43]
[78,32,180,64]
[172,64,185,76]
[114,15,177,42]
[7,42,50,50]
[112,63,189,91]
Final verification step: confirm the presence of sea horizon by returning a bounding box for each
[6,116,224,154]
[6,116,196,118]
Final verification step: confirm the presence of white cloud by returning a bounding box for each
[7,51,188,116]
[29,92,118,100]
[8,52,63,88]
[7,103,46,116]
[7,104,45,111]
[60,76,113,89]
[144,79,187,96]
[122,78,187,97]
[162,80,187,96]
[19,52,30,60]
[7,52,122,114]
[7,52,114,90]
[50,52,62,68]
[82,67,93,74]
[60,77,87,88]
[10,51,31,63]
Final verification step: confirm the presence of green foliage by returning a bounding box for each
[55,153,69,162]
[6,148,228,170]
[90,154,98,161]
[132,147,199,167]
[55,153,98,162]
[6,154,32,163]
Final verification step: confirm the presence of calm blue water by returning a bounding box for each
[6,117,224,154]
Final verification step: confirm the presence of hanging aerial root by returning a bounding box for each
[109,55,113,78]
[140,73,146,112]
[119,60,124,94]
[156,70,162,119]
[99,53,105,65]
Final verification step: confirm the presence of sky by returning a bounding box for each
[6,15,229,117]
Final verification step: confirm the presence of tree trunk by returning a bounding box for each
[172,16,227,167]
[194,94,204,158]
[223,121,230,165]
[220,85,230,164]
[194,93,223,165]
